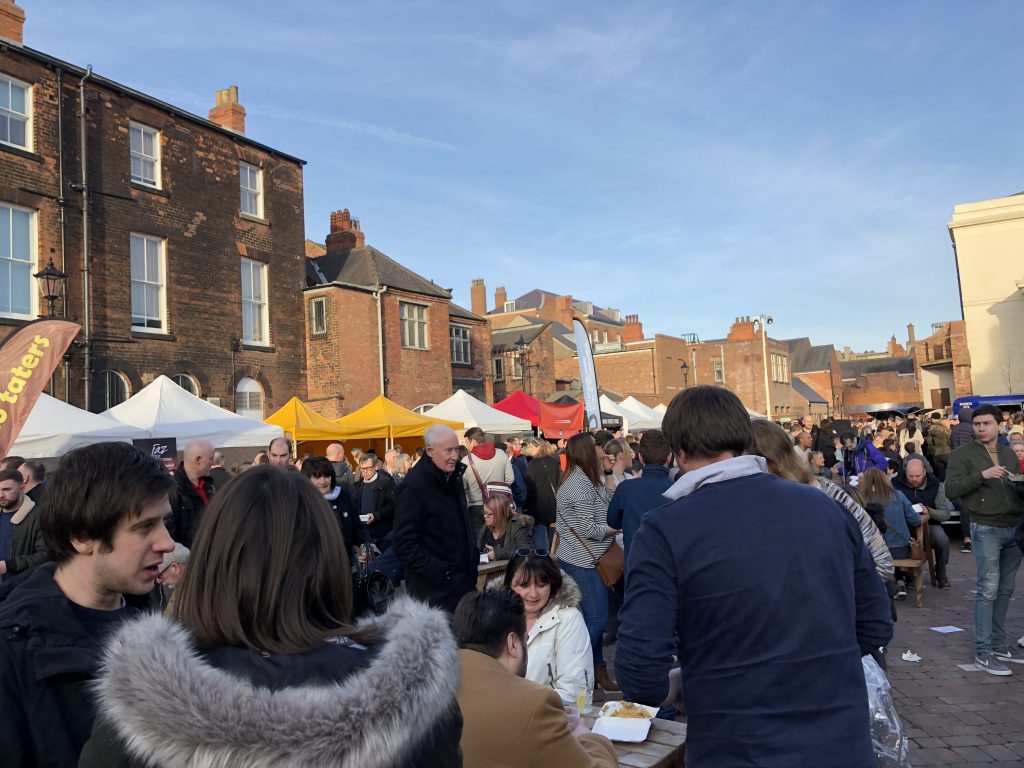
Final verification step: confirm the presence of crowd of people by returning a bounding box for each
[0,391,1022,766]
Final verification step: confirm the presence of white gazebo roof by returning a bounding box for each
[424,389,532,434]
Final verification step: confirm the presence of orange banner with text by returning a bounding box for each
[0,319,81,458]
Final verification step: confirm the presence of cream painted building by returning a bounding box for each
[948,194,1024,396]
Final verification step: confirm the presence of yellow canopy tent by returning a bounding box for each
[333,395,463,445]
[265,397,353,442]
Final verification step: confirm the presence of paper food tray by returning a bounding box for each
[592,716,652,742]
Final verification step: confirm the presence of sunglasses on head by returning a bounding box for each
[515,548,549,558]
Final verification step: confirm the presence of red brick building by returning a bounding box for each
[0,5,307,416]
[785,339,845,416]
[305,210,491,416]
[913,320,972,409]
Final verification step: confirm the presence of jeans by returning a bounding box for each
[929,523,950,581]
[532,523,552,551]
[559,559,610,667]
[971,523,1023,654]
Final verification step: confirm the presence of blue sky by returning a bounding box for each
[31,1,1024,350]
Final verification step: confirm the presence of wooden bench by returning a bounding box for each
[582,715,686,768]
[891,523,930,608]
[476,559,509,590]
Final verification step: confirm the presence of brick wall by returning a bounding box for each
[842,372,922,414]
[493,324,556,402]
[0,48,307,418]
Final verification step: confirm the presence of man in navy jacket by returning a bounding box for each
[616,386,893,768]
[606,429,674,558]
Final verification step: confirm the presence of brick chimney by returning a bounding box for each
[0,0,25,45]
[495,286,508,311]
[325,209,366,253]
[727,316,757,341]
[907,323,916,346]
[208,86,246,134]
[621,314,644,343]
[555,295,574,326]
[471,279,487,316]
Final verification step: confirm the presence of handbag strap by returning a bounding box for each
[466,454,489,502]
[554,485,603,568]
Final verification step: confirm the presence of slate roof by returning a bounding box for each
[307,247,451,299]
[491,322,551,352]
[840,357,916,379]
[448,303,484,322]
[792,378,827,404]
[792,344,836,373]
[550,321,577,352]
[784,337,812,356]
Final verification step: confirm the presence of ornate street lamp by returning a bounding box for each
[515,334,532,395]
[34,258,67,318]
[681,361,689,389]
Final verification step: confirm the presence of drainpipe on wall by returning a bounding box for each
[78,66,93,410]
[374,285,388,396]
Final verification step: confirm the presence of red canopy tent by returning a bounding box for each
[493,389,541,427]
[538,402,584,439]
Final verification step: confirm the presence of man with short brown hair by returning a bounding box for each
[0,469,45,580]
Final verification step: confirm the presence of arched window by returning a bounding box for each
[412,403,437,414]
[172,373,199,397]
[98,370,130,410]
[235,376,264,419]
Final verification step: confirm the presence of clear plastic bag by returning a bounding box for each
[862,655,911,768]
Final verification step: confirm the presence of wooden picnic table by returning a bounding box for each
[582,715,687,768]
[476,558,509,589]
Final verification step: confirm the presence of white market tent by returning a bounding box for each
[599,394,640,432]
[653,403,668,414]
[424,389,532,435]
[746,407,768,419]
[11,393,146,457]
[103,375,284,447]
[618,396,663,430]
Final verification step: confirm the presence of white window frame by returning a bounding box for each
[0,73,31,151]
[713,358,724,384]
[130,233,167,332]
[450,323,471,365]
[503,300,516,312]
[98,370,131,410]
[239,161,263,218]
[129,121,161,188]
[235,376,264,419]
[0,202,36,319]
[782,356,789,383]
[510,354,523,380]
[493,356,505,381]
[241,258,270,345]
[310,296,327,337]
[400,301,428,349]
[172,373,200,396]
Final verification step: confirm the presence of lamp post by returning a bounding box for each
[752,314,773,419]
[34,258,67,318]
[515,334,532,395]
[680,361,689,390]
[34,258,67,397]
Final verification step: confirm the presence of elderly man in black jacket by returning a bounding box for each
[393,425,477,613]
[168,439,216,548]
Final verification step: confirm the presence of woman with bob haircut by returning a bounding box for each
[748,419,894,584]
[554,432,619,693]
[503,551,593,705]
[80,466,463,768]
[301,455,356,551]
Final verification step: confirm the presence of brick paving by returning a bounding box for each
[888,533,1024,766]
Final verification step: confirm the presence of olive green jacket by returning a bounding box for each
[945,441,1024,527]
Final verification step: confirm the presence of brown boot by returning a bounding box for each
[595,664,620,692]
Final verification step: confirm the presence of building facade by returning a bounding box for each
[305,210,491,416]
[948,193,1024,396]
[0,6,307,416]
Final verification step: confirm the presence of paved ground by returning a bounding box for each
[885,533,1024,766]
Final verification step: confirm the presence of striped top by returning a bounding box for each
[814,477,895,582]
[555,467,614,568]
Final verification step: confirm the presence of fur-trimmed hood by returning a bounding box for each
[93,596,459,768]
[488,569,582,612]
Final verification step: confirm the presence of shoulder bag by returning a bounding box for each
[555,483,624,587]
[467,454,516,511]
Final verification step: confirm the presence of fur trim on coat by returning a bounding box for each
[92,596,459,768]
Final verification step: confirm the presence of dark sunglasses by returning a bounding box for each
[515,548,549,557]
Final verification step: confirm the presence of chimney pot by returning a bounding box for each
[208,85,246,134]
[325,208,365,252]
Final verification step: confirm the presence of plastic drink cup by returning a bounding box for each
[576,686,592,715]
